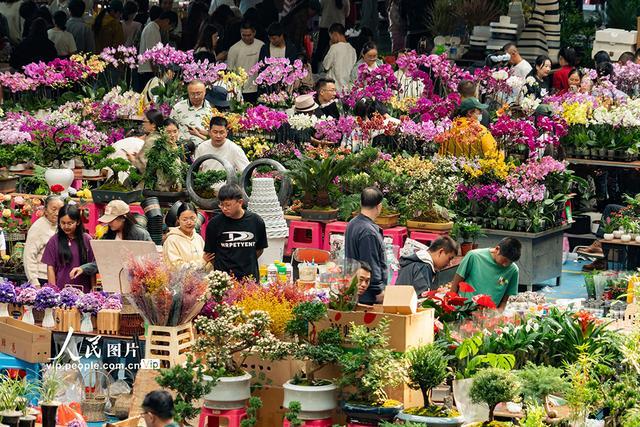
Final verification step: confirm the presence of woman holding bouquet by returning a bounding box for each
[41,204,96,292]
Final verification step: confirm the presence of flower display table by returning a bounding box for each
[476,224,571,291]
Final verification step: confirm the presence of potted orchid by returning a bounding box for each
[249,57,309,108]
[0,279,16,317]
[34,286,59,328]
[238,105,288,140]
[16,285,37,324]
[76,292,102,332]
[193,271,290,410]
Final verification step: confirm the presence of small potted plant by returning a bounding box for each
[16,285,37,324]
[406,187,453,231]
[0,279,16,317]
[286,153,354,221]
[601,217,617,241]
[55,287,83,332]
[80,145,114,178]
[0,146,20,193]
[281,301,343,420]
[398,343,464,426]
[337,319,407,424]
[92,158,142,204]
[517,362,568,420]
[34,286,59,328]
[0,373,24,427]
[451,221,485,256]
[38,367,65,427]
[467,368,520,427]
[76,292,102,332]
[193,271,289,410]
[155,354,214,425]
[9,144,37,172]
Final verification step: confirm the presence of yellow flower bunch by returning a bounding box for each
[94,224,108,239]
[388,96,417,113]
[201,108,242,133]
[387,155,434,180]
[71,54,107,77]
[219,68,248,92]
[479,154,513,180]
[145,268,171,294]
[561,101,591,125]
[239,135,271,160]
[237,291,293,335]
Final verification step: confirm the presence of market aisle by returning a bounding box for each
[543,259,588,302]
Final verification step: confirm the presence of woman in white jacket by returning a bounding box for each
[22,196,64,285]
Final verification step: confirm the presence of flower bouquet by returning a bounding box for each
[54,286,84,331]
[96,293,123,335]
[16,284,37,324]
[0,279,16,316]
[76,292,103,332]
[125,256,208,326]
[34,286,60,328]
[421,284,497,333]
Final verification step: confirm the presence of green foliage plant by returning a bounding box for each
[337,319,407,406]
[143,131,186,191]
[284,401,303,427]
[284,301,343,386]
[517,362,568,418]
[469,368,520,422]
[286,153,354,208]
[454,333,515,379]
[240,396,262,427]
[155,354,215,424]
[38,367,65,404]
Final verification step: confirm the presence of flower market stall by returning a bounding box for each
[2,12,640,424]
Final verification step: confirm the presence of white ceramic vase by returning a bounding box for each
[82,169,102,178]
[42,308,55,328]
[283,380,337,420]
[22,305,34,324]
[80,312,93,332]
[203,372,252,410]
[621,234,632,242]
[0,302,8,317]
[44,168,74,196]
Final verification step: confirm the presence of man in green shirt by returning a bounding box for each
[451,237,522,311]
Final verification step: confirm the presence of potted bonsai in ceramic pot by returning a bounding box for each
[155,354,214,425]
[281,301,343,420]
[337,319,407,424]
[451,221,485,256]
[91,158,143,204]
[8,144,37,172]
[406,186,453,232]
[466,368,520,427]
[398,344,464,426]
[517,363,568,421]
[286,152,354,221]
[0,146,19,193]
[193,271,289,410]
[38,367,65,427]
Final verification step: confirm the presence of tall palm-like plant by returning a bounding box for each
[286,154,354,208]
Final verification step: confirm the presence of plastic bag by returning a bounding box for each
[36,403,87,427]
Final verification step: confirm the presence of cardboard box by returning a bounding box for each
[316,307,434,352]
[254,386,286,427]
[238,354,306,387]
[382,286,418,314]
[0,317,51,363]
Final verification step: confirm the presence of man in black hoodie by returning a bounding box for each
[396,236,458,296]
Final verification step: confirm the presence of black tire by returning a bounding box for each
[186,154,238,211]
[239,158,291,208]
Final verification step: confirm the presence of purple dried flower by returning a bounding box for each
[0,280,16,304]
[16,285,37,305]
[102,294,123,311]
[76,292,102,315]
[59,287,84,309]
[34,286,59,311]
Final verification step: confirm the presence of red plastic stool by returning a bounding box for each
[323,221,348,251]
[346,422,376,427]
[383,226,408,248]
[198,407,247,427]
[285,220,323,256]
[283,418,333,426]
[410,231,441,246]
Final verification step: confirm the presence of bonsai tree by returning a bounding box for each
[96,157,141,191]
[155,354,215,424]
[284,301,343,385]
[240,397,262,427]
[286,153,354,209]
[517,362,569,419]
[81,145,115,171]
[405,343,457,417]
[469,368,520,424]
[193,271,290,376]
[337,319,407,406]
[11,144,38,167]
[142,131,187,192]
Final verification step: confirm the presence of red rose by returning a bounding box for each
[50,184,65,193]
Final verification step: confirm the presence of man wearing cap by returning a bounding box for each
[438,97,501,159]
[193,116,250,175]
[206,86,231,112]
[69,200,153,278]
[170,80,213,148]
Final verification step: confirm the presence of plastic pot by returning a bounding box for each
[203,372,251,410]
[40,404,58,427]
[283,380,337,420]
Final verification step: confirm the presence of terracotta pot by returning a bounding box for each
[460,242,474,256]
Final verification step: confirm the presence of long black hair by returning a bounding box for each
[56,204,88,266]
[195,23,220,52]
[104,213,140,240]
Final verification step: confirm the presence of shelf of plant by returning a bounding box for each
[11,168,107,181]
[565,158,640,169]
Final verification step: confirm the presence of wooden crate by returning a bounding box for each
[97,310,120,335]
[53,308,81,332]
[144,322,194,368]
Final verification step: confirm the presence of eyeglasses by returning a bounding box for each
[218,201,238,210]
[180,217,197,223]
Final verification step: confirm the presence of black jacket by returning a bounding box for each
[396,250,435,297]
[345,214,388,304]
[258,41,301,63]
